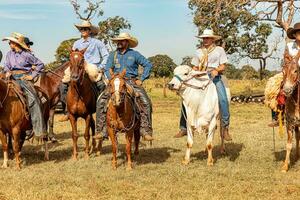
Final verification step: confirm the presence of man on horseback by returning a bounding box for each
[2,32,47,138]
[174,29,232,141]
[94,32,154,141]
[60,20,109,121]
[266,23,300,127]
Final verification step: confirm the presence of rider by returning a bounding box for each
[59,20,109,121]
[174,29,232,141]
[2,32,47,138]
[94,32,154,141]
[267,22,300,127]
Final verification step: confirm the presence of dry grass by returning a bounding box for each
[0,79,299,200]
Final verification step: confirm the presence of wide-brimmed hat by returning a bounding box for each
[287,23,300,39]
[24,37,33,47]
[197,29,221,40]
[2,32,30,50]
[111,32,138,48]
[75,20,99,35]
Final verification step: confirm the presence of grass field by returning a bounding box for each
[0,80,300,200]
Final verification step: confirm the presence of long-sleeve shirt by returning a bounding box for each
[73,37,109,69]
[105,49,152,81]
[4,50,44,78]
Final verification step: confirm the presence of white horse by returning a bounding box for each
[168,65,225,166]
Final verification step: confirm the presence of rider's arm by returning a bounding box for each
[214,47,228,74]
[97,41,109,70]
[104,52,115,79]
[27,53,44,78]
[3,52,12,73]
[136,52,152,82]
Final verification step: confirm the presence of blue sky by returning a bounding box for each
[0,0,197,65]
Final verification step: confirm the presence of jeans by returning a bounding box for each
[179,74,230,130]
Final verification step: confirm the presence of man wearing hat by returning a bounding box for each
[2,32,47,138]
[59,20,109,121]
[94,32,154,141]
[174,29,232,141]
[267,22,300,127]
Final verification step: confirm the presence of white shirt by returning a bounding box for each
[287,41,300,57]
[191,46,228,68]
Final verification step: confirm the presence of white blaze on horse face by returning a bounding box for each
[114,78,121,105]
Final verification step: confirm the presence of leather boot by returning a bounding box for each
[223,127,232,141]
[174,129,187,138]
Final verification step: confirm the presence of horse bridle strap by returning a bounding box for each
[175,73,211,90]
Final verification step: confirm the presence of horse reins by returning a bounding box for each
[175,73,211,91]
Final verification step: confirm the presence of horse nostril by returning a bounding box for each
[168,83,174,89]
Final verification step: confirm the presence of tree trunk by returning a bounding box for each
[163,76,167,98]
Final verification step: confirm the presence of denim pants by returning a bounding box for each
[179,75,230,130]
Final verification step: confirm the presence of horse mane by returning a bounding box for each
[49,61,70,73]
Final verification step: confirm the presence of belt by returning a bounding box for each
[11,70,29,75]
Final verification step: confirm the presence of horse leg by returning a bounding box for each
[69,114,79,160]
[134,128,140,156]
[12,128,21,170]
[295,126,300,161]
[84,115,91,160]
[48,108,55,137]
[182,126,193,165]
[108,127,117,170]
[282,127,293,172]
[0,131,8,168]
[220,120,225,155]
[126,130,134,171]
[207,117,217,166]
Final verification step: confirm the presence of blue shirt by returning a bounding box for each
[4,50,44,78]
[105,49,152,81]
[73,37,109,69]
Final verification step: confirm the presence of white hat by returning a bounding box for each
[197,29,221,40]
[3,32,30,50]
[111,32,138,48]
[75,20,99,35]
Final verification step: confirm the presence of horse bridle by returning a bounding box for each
[174,73,211,91]
[70,51,85,86]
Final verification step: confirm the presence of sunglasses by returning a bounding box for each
[80,27,90,31]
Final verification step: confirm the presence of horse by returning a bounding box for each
[39,62,70,138]
[106,69,140,170]
[66,49,100,160]
[168,65,223,166]
[0,77,50,169]
[281,51,300,172]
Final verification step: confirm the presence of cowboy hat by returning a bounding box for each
[75,20,99,35]
[287,23,300,39]
[196,29,221,40]
[2,32,30,50]
[111,32,138,48]
[24,37,33,47]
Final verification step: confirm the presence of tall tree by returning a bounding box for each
[148,55,176,78]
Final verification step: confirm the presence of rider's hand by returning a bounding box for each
[23,75,34,81]
[135,79,143,86]
[5,71,11,79]
[211,69,218,78]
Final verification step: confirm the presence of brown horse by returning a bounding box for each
[0,78,49,169]
[66,49,100,160]
[281,51,300,172]
[107,69,141,170]
[39,62,70,137]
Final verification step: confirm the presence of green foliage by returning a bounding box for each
[223,64,241,79]
[45,61,62,70]
[240,65,259,80]
[181,56,193,67]
[55,38,78,63]
[148,54,176,78]
[98,16,131,47]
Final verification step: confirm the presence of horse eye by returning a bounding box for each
[184,73,188,76]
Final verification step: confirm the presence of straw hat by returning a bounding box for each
[75,20,99,35]
[197,29,221,40]
[287,23,300,39]
[2,32,30,50]
[111,32,138,48]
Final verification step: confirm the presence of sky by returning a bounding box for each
[0,0,293,70]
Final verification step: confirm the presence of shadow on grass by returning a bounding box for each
[193,143,244,162]
[275,149,299,166]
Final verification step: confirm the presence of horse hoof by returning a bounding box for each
[134,151,139,156]
[182,159,190,165]
[96,151,101,157]
[281,163,289,172]
[220,149,226,155]
[1,164,8,169]
[72,156,78,161]
[112,165,117,170]
[84,154,90,160]
[126,166,133,171]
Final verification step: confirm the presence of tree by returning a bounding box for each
[240,65,259,80]
[223,64,242,79]
[181,56,193,66]
[148,55,176,78]
[55,38,78,63]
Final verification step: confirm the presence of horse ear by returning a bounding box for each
[68,46,73,54]
[109,68,114,77]
[121,69,126,78]
[284,50,292,64]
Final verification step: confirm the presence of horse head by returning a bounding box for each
[282,51,300,97]
[168,65,192,91]
[69,48,86,83]
[108,69,127,107]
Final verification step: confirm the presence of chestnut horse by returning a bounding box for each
[39,62,70,137]
[67,49,100,160]
[107,69,141,170]
[281,51,300,172]
[0,78,49,169]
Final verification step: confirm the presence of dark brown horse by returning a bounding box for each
[281,51,300,172]
[107,69,140,170]
[0,78,49,169]
[39,62,70,137]
[66,49,100,160]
